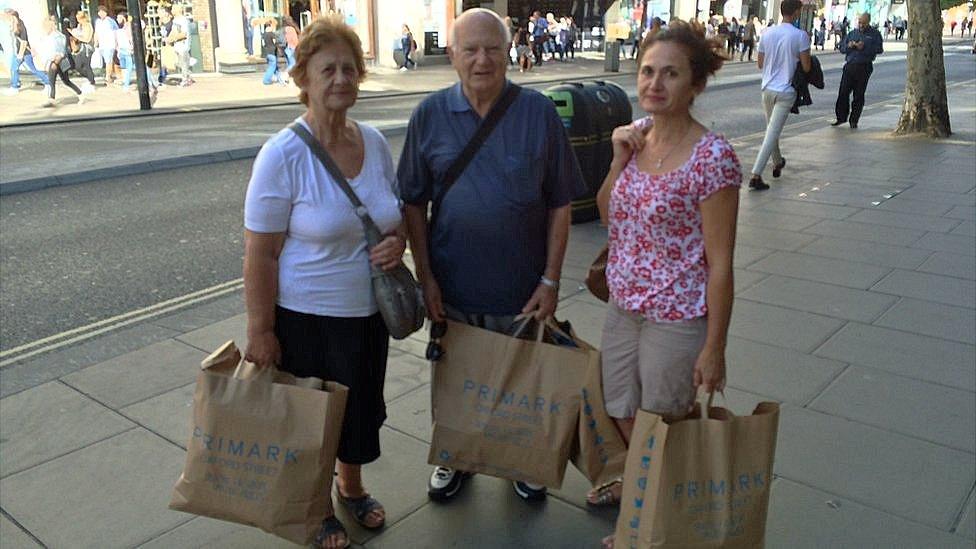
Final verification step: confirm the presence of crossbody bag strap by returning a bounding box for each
[288,122,384,248]
[429,83,522,227]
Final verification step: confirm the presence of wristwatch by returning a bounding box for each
[540,276,560,291]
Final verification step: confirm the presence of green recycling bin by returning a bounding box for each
[544,81,632,223]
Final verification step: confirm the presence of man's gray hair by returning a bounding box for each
[450,8,511,47]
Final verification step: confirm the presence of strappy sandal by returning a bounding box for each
[312,515,349,549]
[586,477,623,507]
[337,492,386,529]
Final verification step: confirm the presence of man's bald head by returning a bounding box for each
[858,13,870,28]
[450,8,510,49]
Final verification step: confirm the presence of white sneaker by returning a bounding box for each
[3,88,18,96]
[82,82,95,94]
[42,98,55,107]
[399,66,409,72]
[77,94,86,105]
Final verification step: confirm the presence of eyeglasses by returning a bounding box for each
[425,321,447,362]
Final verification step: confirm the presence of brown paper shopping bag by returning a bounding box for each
[571,337,628,486]
[428,319,588,488]
[614,396,780,549]
[169,341,348,545]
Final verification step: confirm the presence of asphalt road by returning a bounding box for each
[1,46,974,353]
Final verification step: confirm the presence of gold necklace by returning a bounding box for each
[652,125,694,169]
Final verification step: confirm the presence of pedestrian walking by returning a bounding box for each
[4,9,51,96]
[244,16,404,549]
[68,10,97,94]
[397,8,583,505]
[747,0,811,191]
[728,17,740,56]
[241,0,253,56]
[170,8,194,86]
[594,21,740,549]
[832,13,883,129]
[115,12,133,92]
[514,25,532,72]
[260,18,284,85]
[398,24,415,71]
[37,16,84,107]
[529,10,547,65]
[740,16,757,61]
[282,15,300,80]
[93,5,119,85]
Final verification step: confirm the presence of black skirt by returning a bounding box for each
[275,306,389,465]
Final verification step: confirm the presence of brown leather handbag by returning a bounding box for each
[585,245,610,302]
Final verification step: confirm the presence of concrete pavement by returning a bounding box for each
[1,74,974,547]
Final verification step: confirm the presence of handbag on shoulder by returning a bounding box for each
[586,245,609,302]
[289,123,425,340]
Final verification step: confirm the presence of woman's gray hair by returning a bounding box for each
[450,8,511,47]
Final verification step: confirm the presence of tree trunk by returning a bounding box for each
[894,0,951,137]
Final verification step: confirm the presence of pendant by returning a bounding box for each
[656,159,664,168]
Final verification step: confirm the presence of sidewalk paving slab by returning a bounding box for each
[803,218,927,247]
[874,297,976,344]
[61,339,206,409]
[765,479,975,549]
[0,428,188,548]
[728,300,845,354]
[739,275,898,323]
[813,322,976,391]
[809,365,976,453]
[911,231,976,256]
[774,406,975,530]
[918,250,976,279]
[120,383,195,449]
[0,514,41,549]
[0,381,134,477]
[871,268,976,307]
[797,236,934,270]
[724,337,846,406]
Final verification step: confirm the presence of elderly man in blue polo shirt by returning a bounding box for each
[398,7,583,504]
[832,12,883,129]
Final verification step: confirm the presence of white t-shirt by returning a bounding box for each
[757,23,809,93]
[94,16,118,49]
[244,119,403,318]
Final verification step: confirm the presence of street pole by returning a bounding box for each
[127,0,152,110]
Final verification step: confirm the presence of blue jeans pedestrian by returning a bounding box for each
[119,50,133,87]
[284,47,296,71]
[9,52,51,88]
[262,53,279,84]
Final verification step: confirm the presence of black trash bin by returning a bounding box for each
[544,80,632,223]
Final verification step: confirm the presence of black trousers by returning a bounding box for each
[274,306,389,465]
[835,62,873,125]
[47,62,81,99]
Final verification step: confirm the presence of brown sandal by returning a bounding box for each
[586,478,623,507]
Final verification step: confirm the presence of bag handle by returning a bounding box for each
[289,122,385,251]
[509,314,574,344]
[429,83,522,229]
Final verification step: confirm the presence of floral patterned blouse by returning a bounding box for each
[607,117,741,322]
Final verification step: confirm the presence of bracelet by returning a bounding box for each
[540,276,560,291]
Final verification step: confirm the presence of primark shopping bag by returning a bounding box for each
[428,319,588,488]
[570,336,628,486]
[614,395,780,549]
[169,341,348,545]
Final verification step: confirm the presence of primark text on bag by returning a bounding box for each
[614,395,780,548]
[169,341,348,545]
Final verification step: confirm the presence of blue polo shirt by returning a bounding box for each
[397,81,584,315]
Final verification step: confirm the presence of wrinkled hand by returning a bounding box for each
[521,283,558,321]
[245,330,281,369]
[610,123,648,168]
[692,345,726,394]
[369,234,406,271]
[421,276,445,323]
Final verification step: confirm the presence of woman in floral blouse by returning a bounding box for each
[593,23,741,545]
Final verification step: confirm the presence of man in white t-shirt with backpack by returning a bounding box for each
[748,0,811,191]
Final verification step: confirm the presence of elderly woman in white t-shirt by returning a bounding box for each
[243,16,404,549]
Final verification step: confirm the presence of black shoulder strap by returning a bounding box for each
[288,122,384,249]
[430,83,522,227]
